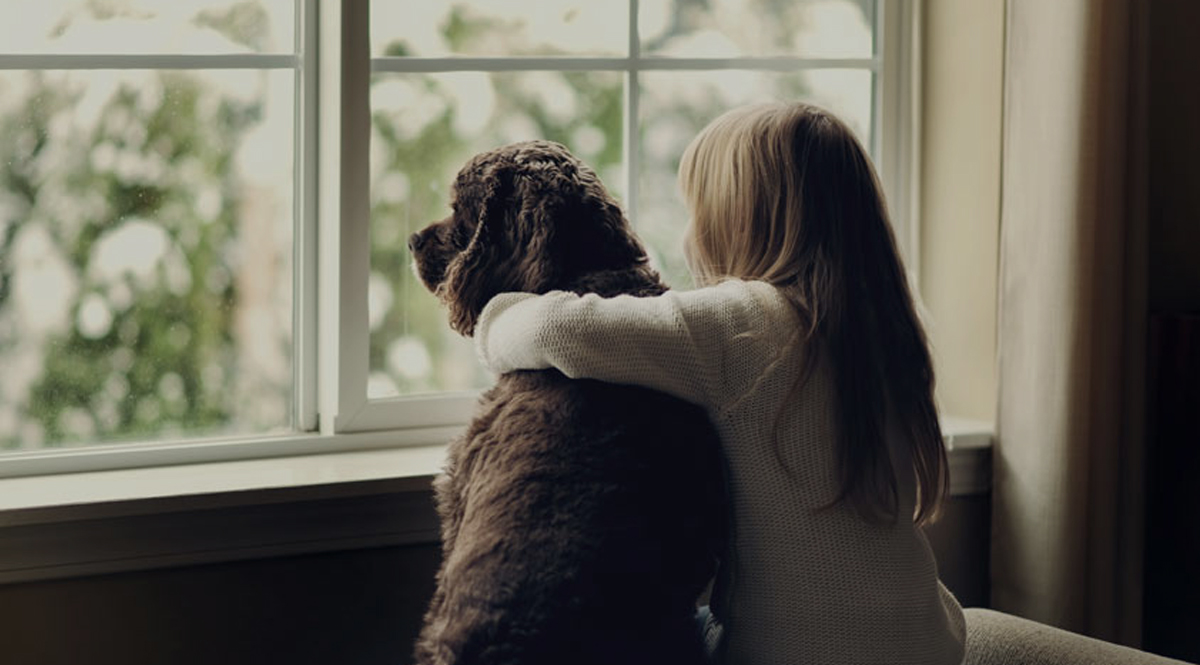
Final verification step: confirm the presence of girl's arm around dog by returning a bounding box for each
[474,279,799,411]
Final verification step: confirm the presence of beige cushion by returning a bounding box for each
[964,609,1193,665]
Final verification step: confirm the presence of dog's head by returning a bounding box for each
[410,140,659,336]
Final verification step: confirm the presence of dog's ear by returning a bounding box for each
[439,144,650,336]
[440,160,515,337]
[442,159,583,336]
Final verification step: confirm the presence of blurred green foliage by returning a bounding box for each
[0,71,276,449]
[0,2,290,449]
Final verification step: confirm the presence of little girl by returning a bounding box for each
[474,102,965,665]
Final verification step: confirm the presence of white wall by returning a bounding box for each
[918,0,1005,423]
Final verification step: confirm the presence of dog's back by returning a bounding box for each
[409,140,728,665]
[416,370,726,665]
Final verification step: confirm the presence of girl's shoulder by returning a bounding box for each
[680,280,803,370]
[699,279,800,333]
[688,278,791,311]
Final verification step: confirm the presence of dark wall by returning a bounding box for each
[925,493,991,610]
[1148,0,1200,314]
[1143,0,1200,660]
[0,492,990,665]
[0,544,441,665]
[1144,316,1200,662]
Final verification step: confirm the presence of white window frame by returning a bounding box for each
[0,0,920,478]
[878,0,923,277]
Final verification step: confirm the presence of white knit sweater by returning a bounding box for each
[475,279,966,665]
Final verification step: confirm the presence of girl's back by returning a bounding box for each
[696,284,964,665]
[477,278,966,664]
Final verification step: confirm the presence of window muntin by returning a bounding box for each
[0,2,297,451]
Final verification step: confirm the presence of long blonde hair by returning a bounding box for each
[678,102,947,525]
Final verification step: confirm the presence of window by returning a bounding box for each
[0,0,915,475]
[0,1,300,454]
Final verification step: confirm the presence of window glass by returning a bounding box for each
[371,1,629,58]
[367,70,623,397]
[0,0,294,54]
[0,3,295,452]
[640,0,874,59]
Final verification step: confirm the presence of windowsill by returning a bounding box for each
[0,444,447,521]
[0,417,992,585]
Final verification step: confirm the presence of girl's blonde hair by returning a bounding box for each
[679,102,948,525]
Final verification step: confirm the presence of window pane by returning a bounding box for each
[370,1,628,57]
[637,69,873,290]
[368,70,624,398]
[0,69,294,450]
[641,0,874,59]
[0,0,294,54]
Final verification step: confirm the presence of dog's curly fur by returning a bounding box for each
[409,141,727,665]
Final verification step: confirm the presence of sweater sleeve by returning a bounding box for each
[473,280,794,409]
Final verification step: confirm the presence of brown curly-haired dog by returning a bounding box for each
[409,140,727,665]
